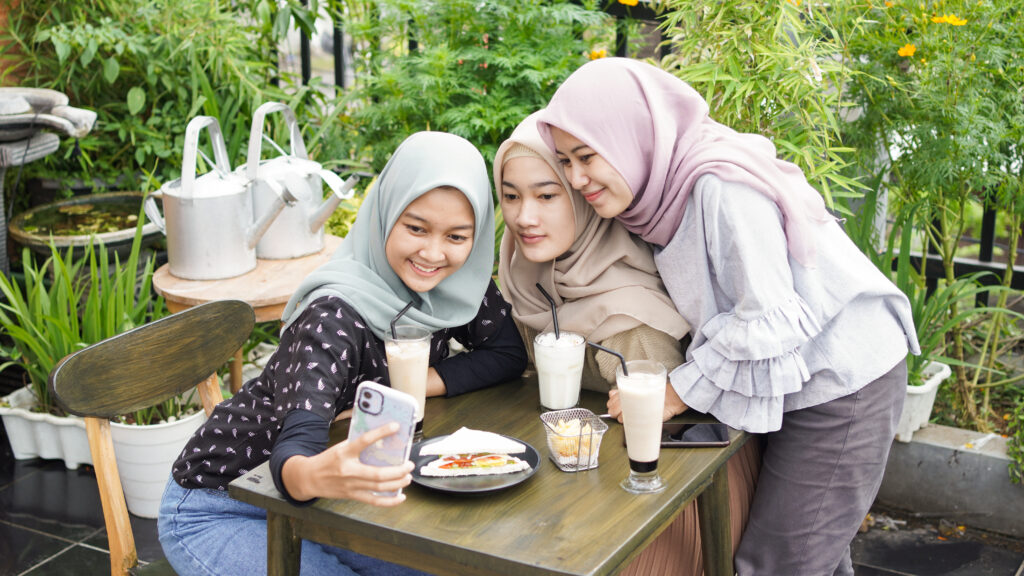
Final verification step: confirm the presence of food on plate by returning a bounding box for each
[420,427,531,477]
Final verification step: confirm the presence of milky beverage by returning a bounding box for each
[385,327,431,424]
[616,363,666,469]
[533,331,585,410]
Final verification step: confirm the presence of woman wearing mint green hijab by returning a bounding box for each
[158,132,527,576]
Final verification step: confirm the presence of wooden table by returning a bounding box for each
[152,234,342,391]
[229,375,749,576]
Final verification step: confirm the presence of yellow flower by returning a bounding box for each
[617,0,639,5]
[932,13,967,25]
[785,0,801,5]
[898,43,917,57]
[970,53,976,61]
[885,0,894,6]
[588,48,608,60]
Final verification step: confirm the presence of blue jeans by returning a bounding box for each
[158,476,431,576]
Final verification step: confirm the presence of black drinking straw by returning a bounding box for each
[535,283,560,339]
[390,301,415,338]
[587,342,628,376]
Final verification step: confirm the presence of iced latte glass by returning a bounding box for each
[616,359,667,494]
[385,325,431,442]
[533,331,586,411]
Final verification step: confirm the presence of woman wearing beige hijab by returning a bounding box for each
[497,112,687,397]
[496,112,761,576]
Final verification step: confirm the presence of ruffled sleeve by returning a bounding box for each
[672,297,821,432]
[659,176,824,433]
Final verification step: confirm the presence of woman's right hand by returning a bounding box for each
[606,386,689,423]
[281,422,414,506]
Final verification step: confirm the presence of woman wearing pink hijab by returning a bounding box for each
[536,58,920,576]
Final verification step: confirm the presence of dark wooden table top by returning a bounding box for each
[230,374,748,576]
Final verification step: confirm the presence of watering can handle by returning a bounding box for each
[321,171,359,200]
[246,102,308,180]
[143,191,166,234]
[181,116,231,200]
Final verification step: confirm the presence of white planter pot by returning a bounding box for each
[894,361,952,443]
[110,409,206,519]
[0,386,92,469]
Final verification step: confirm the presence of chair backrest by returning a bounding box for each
[48,299,255,576]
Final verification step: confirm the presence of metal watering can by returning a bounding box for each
[144,116,294,280]
[243,102,358,260]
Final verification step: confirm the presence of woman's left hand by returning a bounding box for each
[606,386,689,423]
[663,386,688,421]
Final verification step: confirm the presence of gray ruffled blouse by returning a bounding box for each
[655,174,920,433]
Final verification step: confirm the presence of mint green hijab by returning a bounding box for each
[282,131,494,340]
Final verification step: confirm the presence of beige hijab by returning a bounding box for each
[496,112,690,342]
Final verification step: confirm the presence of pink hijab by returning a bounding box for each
[535,58,830,266]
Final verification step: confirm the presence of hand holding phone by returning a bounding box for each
[350,381,418,496]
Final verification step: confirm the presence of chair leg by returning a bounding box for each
[197,373,225,416]
[231,348,244,393]
[86,417,138,576]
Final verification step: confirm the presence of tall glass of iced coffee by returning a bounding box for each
[616,359,667,494]
[385,325,431,441]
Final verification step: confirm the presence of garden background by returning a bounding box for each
[1,0,1022,487]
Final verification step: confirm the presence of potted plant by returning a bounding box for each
[837,0,1024,435]
[0,221,213,517]
[107,387,211,518]
[0,221,167,429]
[889,217,968,441]
[853,197,1023,441]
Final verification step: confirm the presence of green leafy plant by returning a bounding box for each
[1009,395,1024,484]
[0,219,166,418]
[324,181,366,239]
[853,197,1020,387]
[0,0,326,194]
[659,0,861,209]
[837,0,1024,428]
[327,0,605,174]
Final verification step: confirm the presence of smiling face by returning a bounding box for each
[500,156,576,263]
[385,186,475,293]
[549,126,633,219]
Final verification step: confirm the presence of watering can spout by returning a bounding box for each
[308,173,359,234]
[246,179,296,249]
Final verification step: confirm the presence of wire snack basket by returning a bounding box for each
[540,408,608,472]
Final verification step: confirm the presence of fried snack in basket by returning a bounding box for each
[550,418,600,458]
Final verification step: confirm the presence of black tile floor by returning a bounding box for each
[1,430,1022,576]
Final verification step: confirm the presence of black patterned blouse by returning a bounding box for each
[172,280,526,492]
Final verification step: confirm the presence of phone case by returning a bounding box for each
[349,381,418,496]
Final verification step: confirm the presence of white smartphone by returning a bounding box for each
[349,381,418,497]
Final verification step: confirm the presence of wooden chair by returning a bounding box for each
[48,299,256,576]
